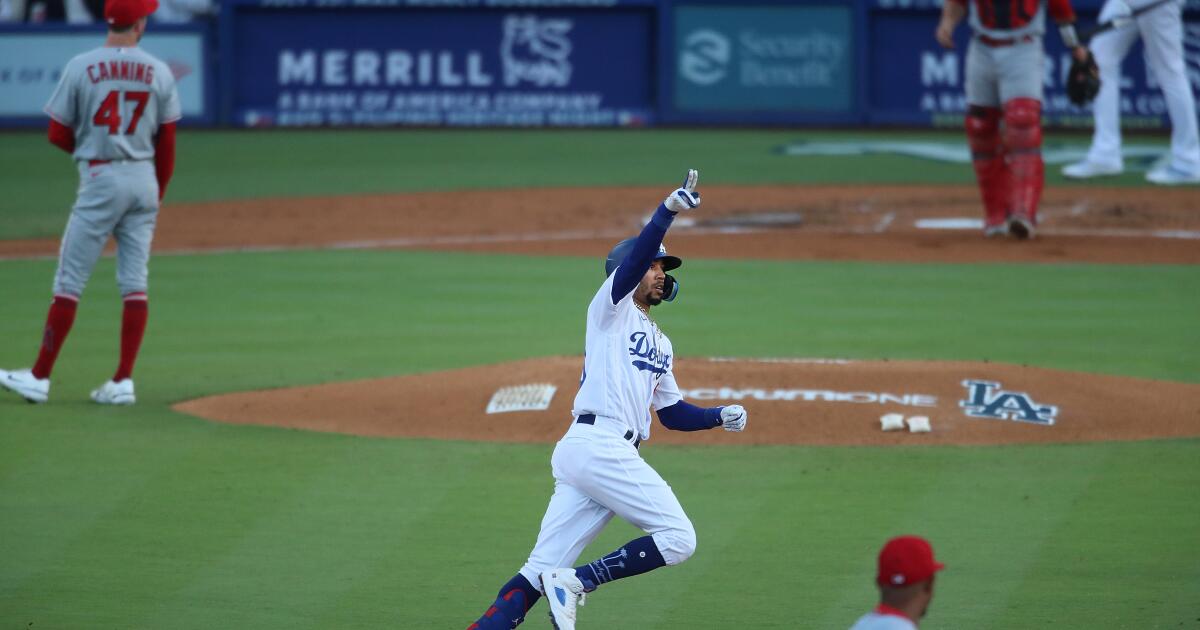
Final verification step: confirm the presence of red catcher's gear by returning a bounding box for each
[1003,97,1044,224]
[966,106,1009,228]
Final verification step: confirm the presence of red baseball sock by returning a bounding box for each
[32,295,79,379]
[114,293,149,382]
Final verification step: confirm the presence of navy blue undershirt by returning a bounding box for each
[658,400,723,431]
[611,204,675,304]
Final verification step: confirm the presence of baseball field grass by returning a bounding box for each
[1,129,1197,629]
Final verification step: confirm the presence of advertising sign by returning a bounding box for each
[0,31,207,121]
[867,11,1200,127]
[673,5,855,112]
[231,10,653,127]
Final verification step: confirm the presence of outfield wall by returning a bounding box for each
[1,0,1197,128]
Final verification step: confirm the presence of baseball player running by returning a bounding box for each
[466,170,749,630]
[937,0,1091,238]
[0,0,179,406]
[1062,0,1200,184]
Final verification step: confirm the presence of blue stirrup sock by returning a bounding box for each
[467,573,541,629]
[574,536,667,591]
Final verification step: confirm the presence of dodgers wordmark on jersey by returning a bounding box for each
[573,270,682,443]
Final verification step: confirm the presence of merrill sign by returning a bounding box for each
[276,14,572,89]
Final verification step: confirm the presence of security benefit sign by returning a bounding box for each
[673,5,854,112]
[233,10,653,127]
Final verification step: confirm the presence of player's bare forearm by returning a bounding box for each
[935,1,966,49]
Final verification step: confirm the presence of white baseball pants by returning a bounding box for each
[518,416,696,592]
[1085,0,1200,173]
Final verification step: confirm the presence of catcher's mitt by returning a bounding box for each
[1066,50,1101,106]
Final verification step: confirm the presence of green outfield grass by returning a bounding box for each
[0,129,1196,629]
[0,128,1169,240]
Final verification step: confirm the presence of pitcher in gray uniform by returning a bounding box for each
[0,0,179,406]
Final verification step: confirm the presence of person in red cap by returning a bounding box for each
[849,535,946,629]
[0,0,178,406]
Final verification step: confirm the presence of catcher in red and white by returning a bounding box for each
[936,0,1092,239]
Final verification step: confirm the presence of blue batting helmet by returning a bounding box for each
[604,238,682,277]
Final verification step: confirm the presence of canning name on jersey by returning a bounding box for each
[44,46,181,162]
[573,268,683,443]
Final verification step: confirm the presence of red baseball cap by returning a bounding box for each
[105,0,159,26]
[876,535,945,587]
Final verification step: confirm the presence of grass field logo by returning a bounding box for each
[959,380,1058,426]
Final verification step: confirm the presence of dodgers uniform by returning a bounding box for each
[467,171,748,630]
[0,0,178,406]
[1066,0,1200,183]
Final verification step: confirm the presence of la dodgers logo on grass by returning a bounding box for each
[959,380,1059,425]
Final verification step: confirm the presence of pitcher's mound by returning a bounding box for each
[173,357,1200,446]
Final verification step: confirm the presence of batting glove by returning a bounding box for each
[719,405,747,432]
[663,169,701,213]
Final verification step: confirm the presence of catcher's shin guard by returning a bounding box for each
[1002,98,1044,228]
[965,105,1009,232]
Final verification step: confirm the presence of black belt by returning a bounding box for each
[576,414,641,449]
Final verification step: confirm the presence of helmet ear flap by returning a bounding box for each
[662,274,680,302]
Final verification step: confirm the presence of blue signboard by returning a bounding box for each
[867,9,1200,128]
[672,5,855,113]
[230,9,653,127]
[0,25,213,126]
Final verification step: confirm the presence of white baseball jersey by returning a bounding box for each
[572,268,683,442]
[44,45,181,162]
[849,611,918,630]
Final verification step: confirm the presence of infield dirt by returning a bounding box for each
[7,183,1197,446]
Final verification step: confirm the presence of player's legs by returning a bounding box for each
[963,40,1007,236]
[468,468,613,629]
[966,105,1008,235]
[1138,0,1200,178]
[517,478,616,588]
[32,164,123,380]
[997,42,1045,238]
[560,436,697,574]
[1080,22,1139,171]
[111,165,159,384]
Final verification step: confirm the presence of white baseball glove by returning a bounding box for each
[663,169,701,213]
[719,405,747,432]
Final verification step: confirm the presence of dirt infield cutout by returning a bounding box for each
[174,357,1200,446]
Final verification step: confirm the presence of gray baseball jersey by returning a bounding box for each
[44,45,181,161]
[44,44,180,298]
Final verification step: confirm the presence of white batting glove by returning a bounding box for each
[719,405,747,432]
[663,169,701,213]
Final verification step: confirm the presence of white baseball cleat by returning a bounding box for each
[1061,160,1123,179]
[1145,165,1200,186]
[0,368,49,404]
[91,379,135,405]
[983,222,1008,238]
[540,568,586,630]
